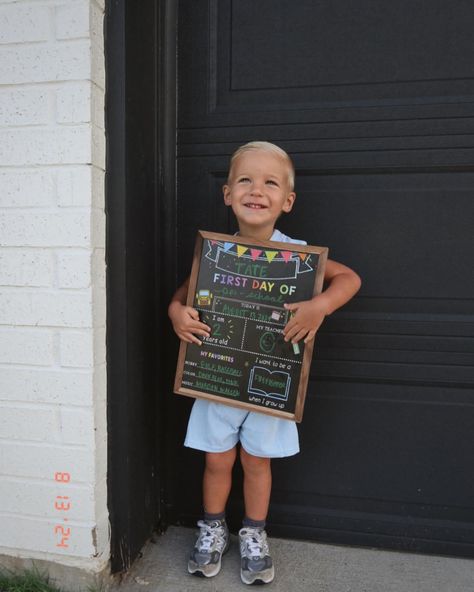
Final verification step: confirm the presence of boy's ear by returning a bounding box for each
[223,184,232,206]
[282,192,296,213]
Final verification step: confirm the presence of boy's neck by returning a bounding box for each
[237,223,276,242]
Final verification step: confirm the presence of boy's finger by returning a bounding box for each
[181,331,202,346]
[292,328,309,343]
[194,327,210,337]
[283,325,299,341]
[188,320,210,331]
[282,319,297,334]
[304,330,316,343]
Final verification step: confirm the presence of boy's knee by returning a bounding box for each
[205,448,237,473]
[240,447,270,474]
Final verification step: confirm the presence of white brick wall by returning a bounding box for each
[0,367,94,405]
[0,0,108,574]
[0,170,56,207]
[0,5,51,43]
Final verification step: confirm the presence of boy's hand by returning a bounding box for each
[168,301,211,346]
[282,297,329,344]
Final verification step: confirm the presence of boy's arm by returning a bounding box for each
[283,259,361,344]
[168,277,211,345]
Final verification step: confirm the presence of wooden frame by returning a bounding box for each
[174,231,328,422]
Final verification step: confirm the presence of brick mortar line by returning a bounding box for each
[0,511,98,527]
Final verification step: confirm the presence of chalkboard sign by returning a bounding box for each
[174,231,328,422]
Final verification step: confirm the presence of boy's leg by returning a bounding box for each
[239,447,274,585]
[188,447,236,578]
[203,447,237,513]
[240,447,271,520]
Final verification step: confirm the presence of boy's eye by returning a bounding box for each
[238,177,251,183]
[266,179,279,186]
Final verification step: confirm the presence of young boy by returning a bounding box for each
[168,141,361,585]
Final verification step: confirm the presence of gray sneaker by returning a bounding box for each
[239,526,275,585]
[188,519,230,578]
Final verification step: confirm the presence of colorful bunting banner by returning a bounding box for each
[265,250,278,263]
[204,240,313,278]
[250,248,262,261]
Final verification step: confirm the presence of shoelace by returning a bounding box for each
[196,520,225,552]
[241,529,267,558]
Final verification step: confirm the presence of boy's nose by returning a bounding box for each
[250,182,264,196]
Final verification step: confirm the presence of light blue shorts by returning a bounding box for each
[184,399,299,458]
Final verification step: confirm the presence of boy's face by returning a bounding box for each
[223,150,295,237]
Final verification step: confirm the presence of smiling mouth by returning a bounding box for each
[244,203,267,209]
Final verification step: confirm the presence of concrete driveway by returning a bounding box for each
[113,526,474,592]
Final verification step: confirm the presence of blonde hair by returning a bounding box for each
[228,141,295,191]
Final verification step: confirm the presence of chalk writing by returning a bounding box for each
[175,231,327,422]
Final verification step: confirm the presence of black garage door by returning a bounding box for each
[163,0,474,557]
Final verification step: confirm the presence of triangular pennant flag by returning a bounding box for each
[237,245,248,257]
[250,248,262,261]
[281,251,292,263]
[223,242,234,252]
[265,250,278,263]
[298,253,307,262]
[210,240,217,245]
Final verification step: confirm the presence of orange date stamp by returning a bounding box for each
[53,471,71,549]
